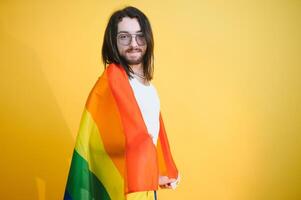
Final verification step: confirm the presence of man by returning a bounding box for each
[64,6,180,200]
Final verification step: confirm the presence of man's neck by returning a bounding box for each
[129,63,143,74]
[129,63,149,85]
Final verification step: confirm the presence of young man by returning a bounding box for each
[64,6,180,200]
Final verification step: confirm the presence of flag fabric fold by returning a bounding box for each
[64,63,178,200]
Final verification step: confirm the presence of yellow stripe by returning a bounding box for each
[75,108,125,200]
[126,191,155,200]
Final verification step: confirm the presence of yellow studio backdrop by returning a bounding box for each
[0,1,300,199]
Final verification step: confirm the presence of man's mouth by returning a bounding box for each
[126,49,142,53]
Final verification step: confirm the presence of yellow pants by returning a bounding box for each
[126,190,157,200]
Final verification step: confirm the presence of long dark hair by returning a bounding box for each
[102,6,154,81]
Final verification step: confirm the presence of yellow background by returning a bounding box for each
[1,0,300,199]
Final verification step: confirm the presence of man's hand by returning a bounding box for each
[158,176,177,189]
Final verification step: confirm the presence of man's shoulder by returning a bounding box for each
[106,63,127,79]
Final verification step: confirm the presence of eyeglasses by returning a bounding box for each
[117,32,146,46]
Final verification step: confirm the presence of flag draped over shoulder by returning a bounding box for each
[64,63,178,200]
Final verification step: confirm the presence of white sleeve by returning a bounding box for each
[170,173,181,190]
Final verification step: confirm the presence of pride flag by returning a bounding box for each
[64,63,178,200]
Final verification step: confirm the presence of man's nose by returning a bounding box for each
[129,35,138,47]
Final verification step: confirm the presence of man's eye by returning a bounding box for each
[119,34,129,39]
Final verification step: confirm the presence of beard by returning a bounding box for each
[121,47,146,65]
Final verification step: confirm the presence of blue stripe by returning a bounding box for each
[64,190,72,200]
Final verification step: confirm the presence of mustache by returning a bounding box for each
[126,48,142,53]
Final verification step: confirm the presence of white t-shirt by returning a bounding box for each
[128,76,160,146]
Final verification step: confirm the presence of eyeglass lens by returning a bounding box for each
[117,33,146,46]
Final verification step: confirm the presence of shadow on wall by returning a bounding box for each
[0,26,74,199]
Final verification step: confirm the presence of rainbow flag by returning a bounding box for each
[64,63,178,200]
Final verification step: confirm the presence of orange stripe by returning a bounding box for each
[156,132,168,176]
[85,70,126,179]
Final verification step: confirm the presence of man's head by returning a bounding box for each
[102,6,154,81]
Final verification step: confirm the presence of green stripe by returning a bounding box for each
[65,150,111,200]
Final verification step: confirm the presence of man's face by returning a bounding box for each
[116,17,147,65]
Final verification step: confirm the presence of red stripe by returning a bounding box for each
[107,63,159,193]
[158,112,178,178]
